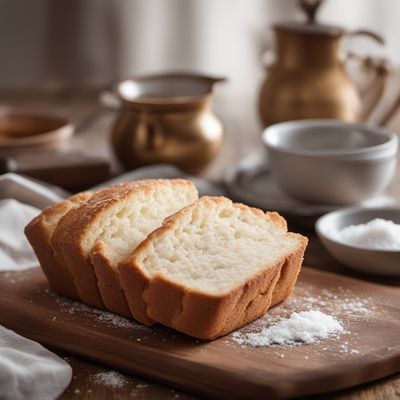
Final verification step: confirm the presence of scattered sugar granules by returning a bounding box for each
[287,287,375,318]
[339,342,360,354]
[331,218,400,250]
[136,384,148,389]
[232,310,343,347]
[92,371,127,389]
[54,296,151,331]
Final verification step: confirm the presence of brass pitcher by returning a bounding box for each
[111,73,225,174]
[259,1,386,127]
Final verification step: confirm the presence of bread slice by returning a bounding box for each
[90,179,198,317]
[119,196,308,339]
[51,179,198,311]
[24,192,93,299]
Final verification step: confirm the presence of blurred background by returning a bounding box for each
[1,0,398,90]
[0,0,399,185]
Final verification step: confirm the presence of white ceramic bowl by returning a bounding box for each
[262,120,398,205]
[316,206,400,276]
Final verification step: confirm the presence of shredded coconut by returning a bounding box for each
[92,371,127,388]
[331,218,400,250]
[232,310,343,347]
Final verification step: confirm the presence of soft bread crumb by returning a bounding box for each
[92,183,198,268]
[81,181,197,264]
[134,196,302,294]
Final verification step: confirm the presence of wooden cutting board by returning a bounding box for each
[0,266,399,400]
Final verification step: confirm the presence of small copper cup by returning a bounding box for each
[111,73,225,174]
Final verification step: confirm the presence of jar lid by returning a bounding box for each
[274,22,344,38]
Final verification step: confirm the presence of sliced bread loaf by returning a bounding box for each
[51,179,198,312]
[24,192,93,299]
[119,196,308,339]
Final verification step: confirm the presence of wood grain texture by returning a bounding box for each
[56,352,198,400]
[0,266,399,400]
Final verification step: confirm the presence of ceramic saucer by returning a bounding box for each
[224,152,397,219]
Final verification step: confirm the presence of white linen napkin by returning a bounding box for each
[0,167,224,400]
[0,173,66,272]
[0,174,73,399]
[0,173,67,209]
[0,326,72,400]
[0,199,41,271]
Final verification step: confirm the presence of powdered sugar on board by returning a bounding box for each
[37,271,384,358]
[38,288,199,344]
[53,294,147,330]
[92,371,128,388]
[229,281,382,357]
[39,288,155,337]
[232,310,344,347]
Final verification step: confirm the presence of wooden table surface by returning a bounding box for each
[1,90,400,399]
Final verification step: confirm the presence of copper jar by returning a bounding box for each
[111,73,225,174]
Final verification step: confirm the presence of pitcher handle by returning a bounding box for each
[344,30,390,122]
[346,30,385,46]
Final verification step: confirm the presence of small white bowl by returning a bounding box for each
[316,207,400,276]
[262,120,398,205]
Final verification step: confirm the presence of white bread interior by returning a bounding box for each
[134,197,301,294]
[92,182,199,271]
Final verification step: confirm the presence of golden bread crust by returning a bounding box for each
[90,241,132,318]
[270,233,307,307]
[24,192,93,299]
